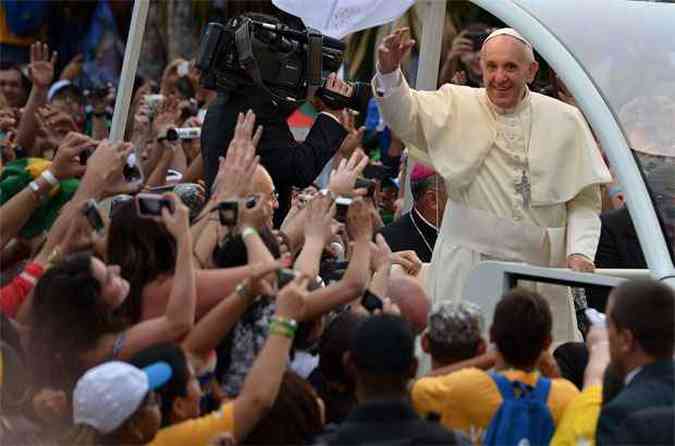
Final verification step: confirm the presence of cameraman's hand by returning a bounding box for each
[328,149,369,197]
[337,110,365,159]
[51,132,96,179]
[377,28,415,75]
[346,197,373,242]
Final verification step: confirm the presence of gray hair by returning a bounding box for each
[427,301,484,346]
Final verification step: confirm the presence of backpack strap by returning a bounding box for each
[489,372,516,400]
[531,376,552,402]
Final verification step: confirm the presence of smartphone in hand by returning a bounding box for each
[136,193,175,218]
[361,290,384,313]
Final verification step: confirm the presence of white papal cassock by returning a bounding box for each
[373,69,612,344]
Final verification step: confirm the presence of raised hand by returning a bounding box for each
[390,250,423,276]
[370,233,393,272]
[346,197,374,242]
[328,149,370,197]
[447,30,475,61]
[337,110,365,159]
[239,193,272,231]
[377,28,415,74]
[274,274,311,322]
[160,193,190,239]
[79,139,136,197]
[51,131,97,179]
[303,194,337,246]
[211,110,261,200]
[28,42,57,90]
[36,105,79,148]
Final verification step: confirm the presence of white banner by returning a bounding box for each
[272,0,416,39]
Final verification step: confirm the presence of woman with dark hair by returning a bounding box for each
[128,276,318,446]
[107,112,270,324]
[28,194,196,393]
[242,371,325,445]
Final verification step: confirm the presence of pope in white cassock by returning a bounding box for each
[372,28,612,343]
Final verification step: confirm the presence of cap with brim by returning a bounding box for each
[73,361,172,435]
[47,79,82,102]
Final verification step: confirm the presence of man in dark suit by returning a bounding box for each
[378,165,446,263]
[316,315,464,445]
[202,79,351,226]
[596,279,675,445]
[588,164,675,311]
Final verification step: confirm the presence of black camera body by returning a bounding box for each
[196,14,370,113]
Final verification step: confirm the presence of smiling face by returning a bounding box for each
[481,35,539,110]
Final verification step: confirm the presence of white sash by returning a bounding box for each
[443,202,566,267]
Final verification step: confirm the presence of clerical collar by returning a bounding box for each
[487,87,531,116]
[413,207,439,232]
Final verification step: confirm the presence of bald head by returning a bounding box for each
[251,165,274,197]
[388,275,431,335]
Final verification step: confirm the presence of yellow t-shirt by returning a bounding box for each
[550,385,602,446]
[411,368,580,442]
[149,402,235,446]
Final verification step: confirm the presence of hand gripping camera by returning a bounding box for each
[196,13,371,113]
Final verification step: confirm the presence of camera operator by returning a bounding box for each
[201,72,352,226]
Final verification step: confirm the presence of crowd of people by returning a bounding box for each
[1,1,674,445]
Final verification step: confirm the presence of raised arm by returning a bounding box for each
[16,42,56,156]
[0,132,90,248]
[182,259,283,359]
[232,274,312,442]
[301,198,373,320]
[88,194,196,364]
[293,194,336,278]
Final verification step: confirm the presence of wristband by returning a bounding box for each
[41,170,59,187]
[29,180,46,203]
[319,189,337,201]
[271,316,298,332]
[268,320,296,338]
[241,226,258,239]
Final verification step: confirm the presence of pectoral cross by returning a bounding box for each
[515,170,531,207]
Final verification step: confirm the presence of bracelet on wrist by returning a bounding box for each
[268,320,297,338]
[241,226,258,240]
[270,316,298,332]
[41,170,59,187]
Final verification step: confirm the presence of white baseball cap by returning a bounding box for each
[73,361,172,434]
